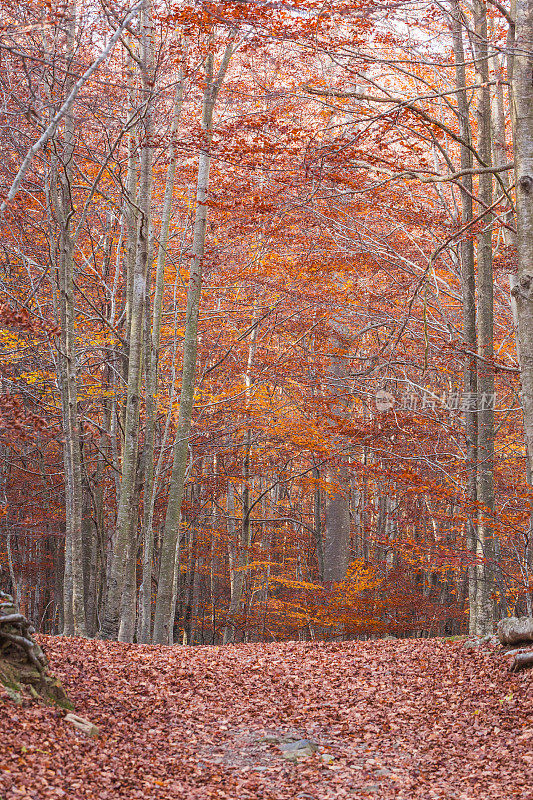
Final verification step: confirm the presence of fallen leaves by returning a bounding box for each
[0,636,531,799]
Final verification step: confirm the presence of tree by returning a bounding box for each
[2,0,531,644]
[153,27,236,645]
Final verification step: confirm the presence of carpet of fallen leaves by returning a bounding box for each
[1,636,532,799]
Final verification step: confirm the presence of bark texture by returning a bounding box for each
[497,615,533,645]
[450,0,479,633]
[472,0,495,636]
[153,37,234,644]
[511,0,533,478]
[100,1,154,640]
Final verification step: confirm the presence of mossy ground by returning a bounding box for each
[0,653,73,709]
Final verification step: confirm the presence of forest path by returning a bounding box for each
[0,637,531,799]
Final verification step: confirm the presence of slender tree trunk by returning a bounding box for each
[511,3,533,469]
[323,331,350,584]
[223,468,252,645]
[323,467,350,582]
[473,0,495,635]
[101,1,154,640]
[53,4,86,637]
[81,475,98,636]
[58,230,86,637]
[139,60,186,642]
[153,36,234,644]
[313,467,324,581]
[489,48,513,618]
[510,0,533,617]
[222,480,240,643]
[450,0,479,633]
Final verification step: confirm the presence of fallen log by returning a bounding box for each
[0,591,73,708]
[509,650,533,673]
[502,646,533,659]
[497,616,533,646]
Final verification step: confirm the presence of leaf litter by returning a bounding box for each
[0,636,531,799]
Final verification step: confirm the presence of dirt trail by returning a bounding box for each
[0,637,531,799]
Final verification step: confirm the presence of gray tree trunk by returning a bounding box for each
[511,2,533,472]
[153,36,235,644]
[473,0,495,635]
[489,49,514,618]
[100,1,154,640]
[510,0,533,618]
[52,5,86,637]
[313,467,324,581]
[323,469,350,582]
[323,330,350,583]
[450,0,479,634]
[138,61,187,642]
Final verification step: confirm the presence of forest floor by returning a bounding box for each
[0,636,531,800]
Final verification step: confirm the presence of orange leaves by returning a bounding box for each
[267,576,324,592]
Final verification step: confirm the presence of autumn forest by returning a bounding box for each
[1,0,533,649]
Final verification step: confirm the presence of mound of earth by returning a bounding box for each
[0,592,72,709]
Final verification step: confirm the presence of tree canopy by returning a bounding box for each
[0,0,532,644]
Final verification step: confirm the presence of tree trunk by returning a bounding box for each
[323,468,350,582]
[53,5,86,637]
[511,1,533,473]
[450,0,478,634]
[100,1,154,640]
[473,0,495,635]
[323,329,350,584]
[313,467,324,581]
[153,35,234,644]
[139,58,187,642]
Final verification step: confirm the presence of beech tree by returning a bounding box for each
[1,0,532,644]
[101,0,156,642]
[153,27,236,644]
[511,1,533,468]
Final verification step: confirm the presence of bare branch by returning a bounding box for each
[0,1,143,214]
[486,0,514,24]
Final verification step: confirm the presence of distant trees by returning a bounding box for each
[0,0,531,644]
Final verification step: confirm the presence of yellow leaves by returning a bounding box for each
[0,330,31,363]
[269,416,328,453]
[86,333,115,348]
[81,386,116,399]
[19,370,55,386]
[343,560,382,594]
[243,384,274,415]
[0,330,22,348]
[233,560,278,573]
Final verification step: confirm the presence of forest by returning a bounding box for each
[1,0,533,649]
